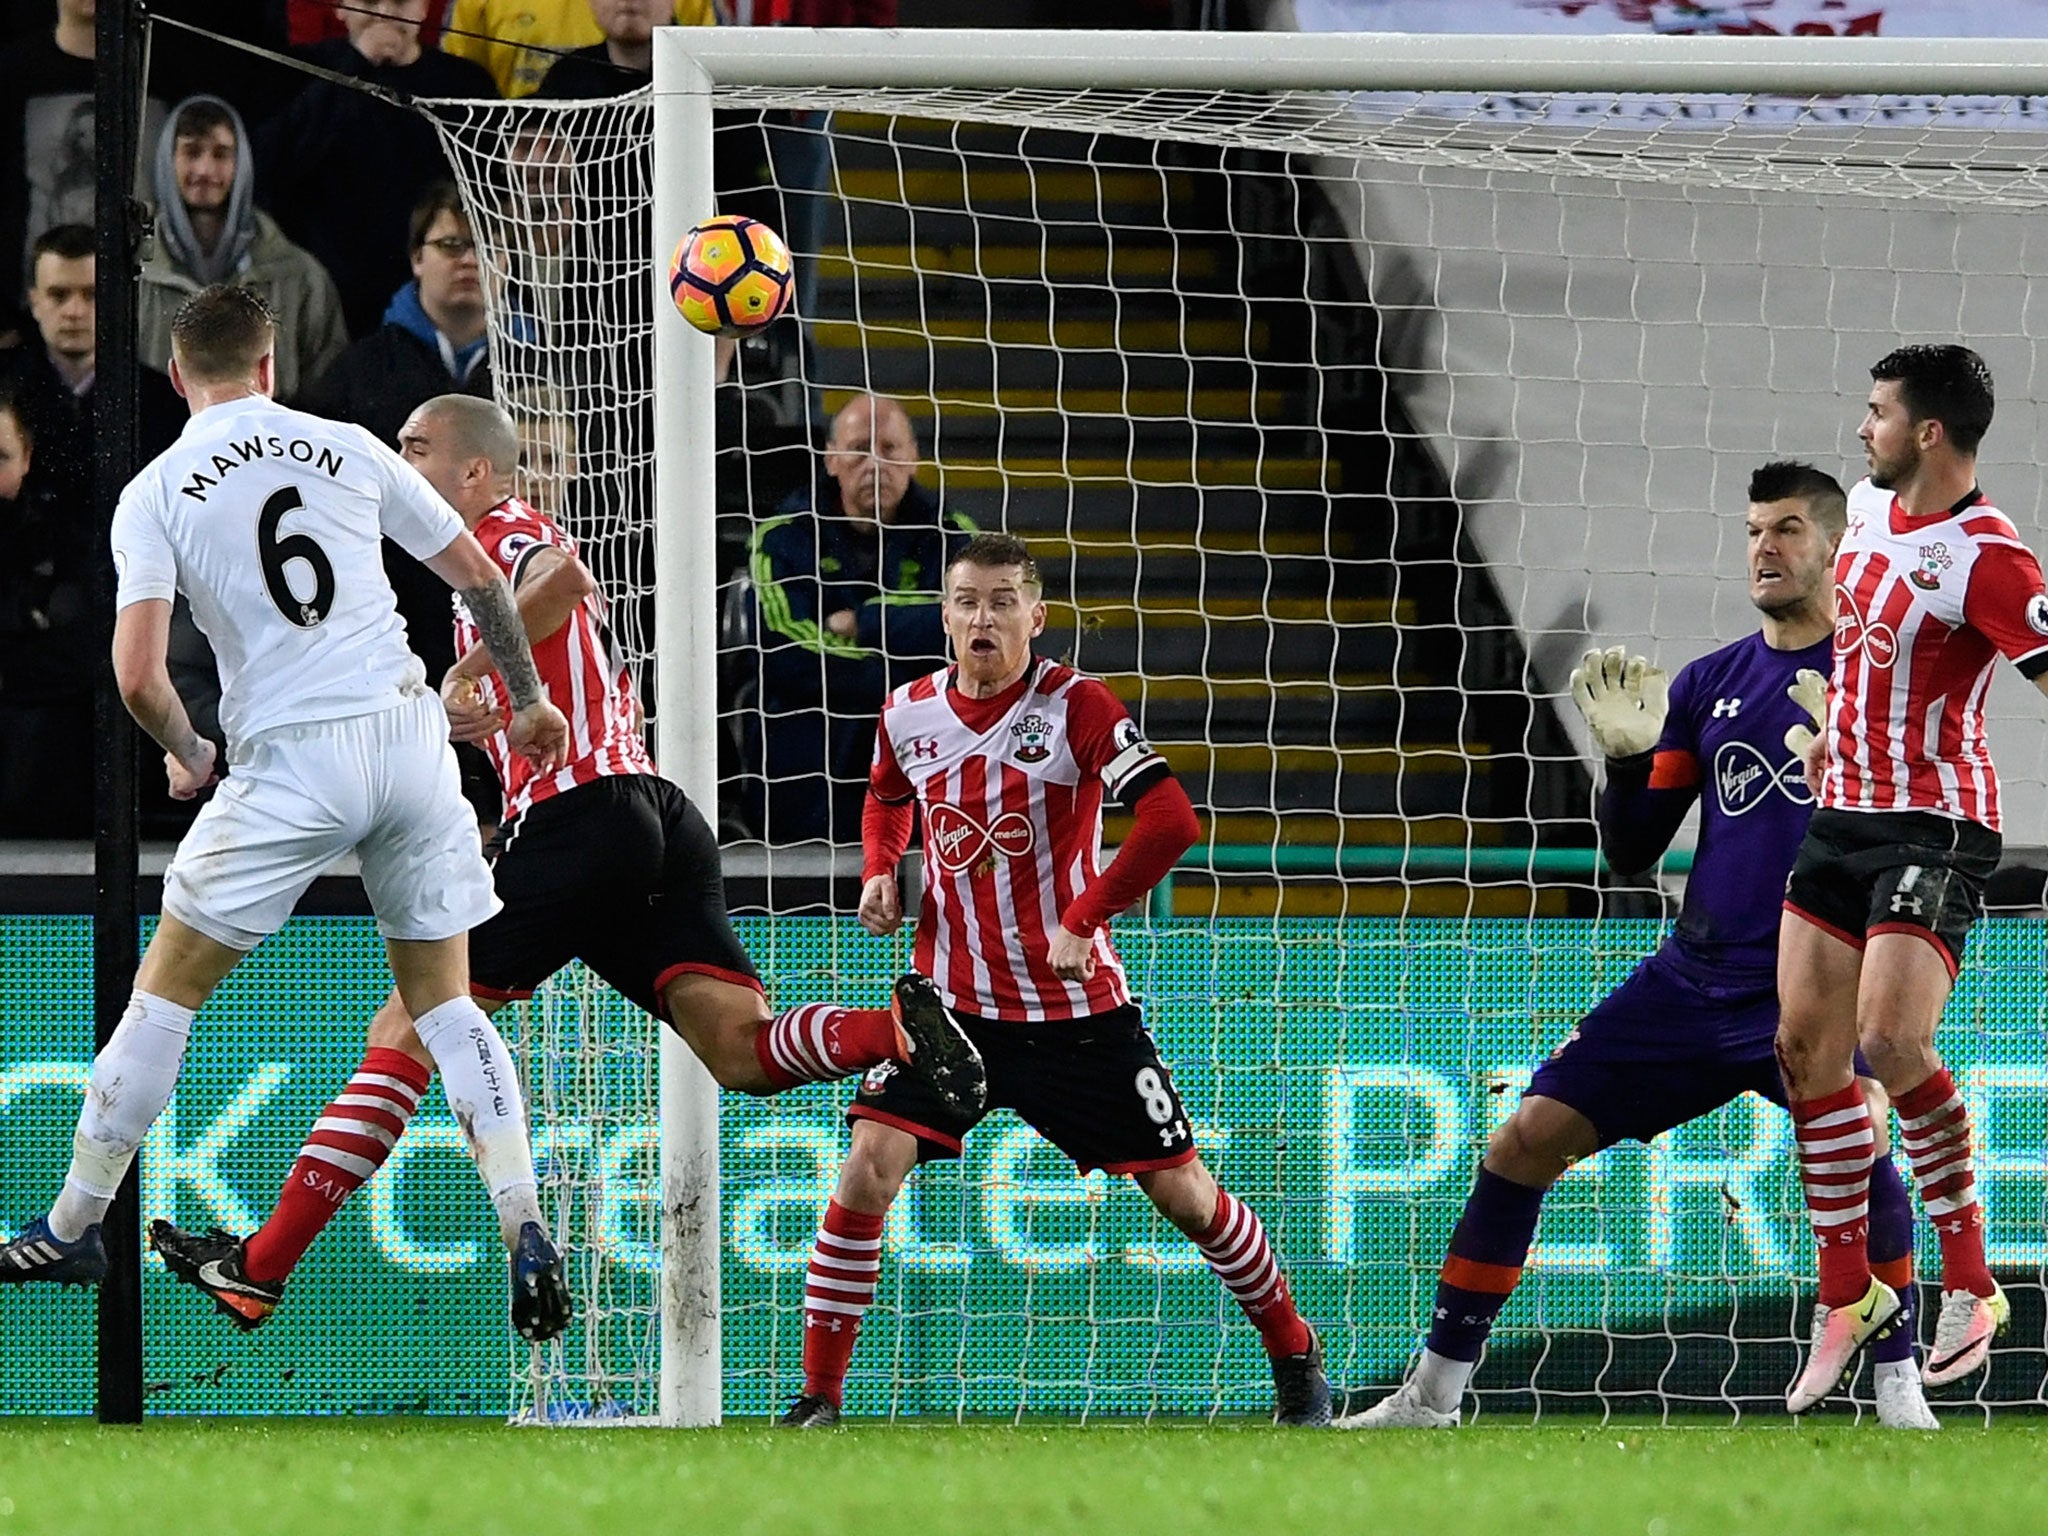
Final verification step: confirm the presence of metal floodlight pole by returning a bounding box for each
[93,0,148,1425]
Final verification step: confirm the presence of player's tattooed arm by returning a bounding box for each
[457,574,545,710]
[423,529,567,770]
[445,547,592,684]
[423,527,546,706]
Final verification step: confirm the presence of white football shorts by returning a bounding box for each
[161,686,501,950]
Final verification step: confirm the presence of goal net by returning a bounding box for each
[423,30,2048,1426]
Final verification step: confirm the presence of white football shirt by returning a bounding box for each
[112,396,464,748]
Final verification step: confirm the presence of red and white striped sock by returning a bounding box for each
[1791,1082,1875,1308]
[1195,1188,1313,1359]
[754,1005,901,1091]
[800,1200,886,1407]
[1895,1067,1995,1298]
[243,1048,431,1286]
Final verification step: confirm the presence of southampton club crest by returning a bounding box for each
[1911,541,1953,592]
[1011,713,1054,763]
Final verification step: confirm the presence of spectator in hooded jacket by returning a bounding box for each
[137,96,347,403]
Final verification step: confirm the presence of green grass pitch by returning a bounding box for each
[2,1420,2046,1536]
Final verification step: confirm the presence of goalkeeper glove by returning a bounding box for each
[1784,667,1828,758]
[1570,645,1668,759]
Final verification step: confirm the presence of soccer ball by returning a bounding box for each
[667,215,794,337]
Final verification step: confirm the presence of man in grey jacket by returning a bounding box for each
[136,96,347,402]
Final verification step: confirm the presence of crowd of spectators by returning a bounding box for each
[0,223,184,835]
[0,0,920,842]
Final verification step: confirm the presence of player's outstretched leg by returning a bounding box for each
[1336,1088,1596,1429]
[886,976,986,1114]
[665,969,985,1114]
[744,975,986,1115]
[248,1043,432,1292]
[0,989,193,1289]
[1135,1160,1327,1426]
[1894,1068,2007,1387]
[149,1223,282,1330]
[1865,1152,1938,1429]
[780,1120,919,1427]
[154,1036,433,1328]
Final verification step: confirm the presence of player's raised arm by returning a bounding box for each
[445,543,596,687]
[423,531,567,773]
[1572,644,1698,877]
[440,542,598,745]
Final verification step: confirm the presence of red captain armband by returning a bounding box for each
[1647,750,1701,791]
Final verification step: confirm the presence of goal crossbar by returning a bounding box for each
[656,28,2048,96]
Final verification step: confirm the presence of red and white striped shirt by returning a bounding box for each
[870,657,1168,1022]
[452,497,655,823]
[1824,478,2048,831]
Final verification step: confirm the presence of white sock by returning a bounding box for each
[411,997,543,1247]
[1875,1358,1921,1388]
[48,991,196,1241]
[1411,1348,1476,1414]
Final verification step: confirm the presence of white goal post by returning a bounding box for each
[492,25,2048,1425]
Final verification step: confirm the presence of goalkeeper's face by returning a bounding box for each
[1746,497,1833,619]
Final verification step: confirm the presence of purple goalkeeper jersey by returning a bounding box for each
[1597,628,1832,990]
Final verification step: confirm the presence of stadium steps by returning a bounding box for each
[807,122,1555,913]
[946,483,1340,536]
[813,240,1222,288]
[1092,673,1470,742]
[811,316,1279,395]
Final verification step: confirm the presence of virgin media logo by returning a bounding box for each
[1712,741,1813,815]
[1835,585,1898,669]
[927,802,1036,873]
